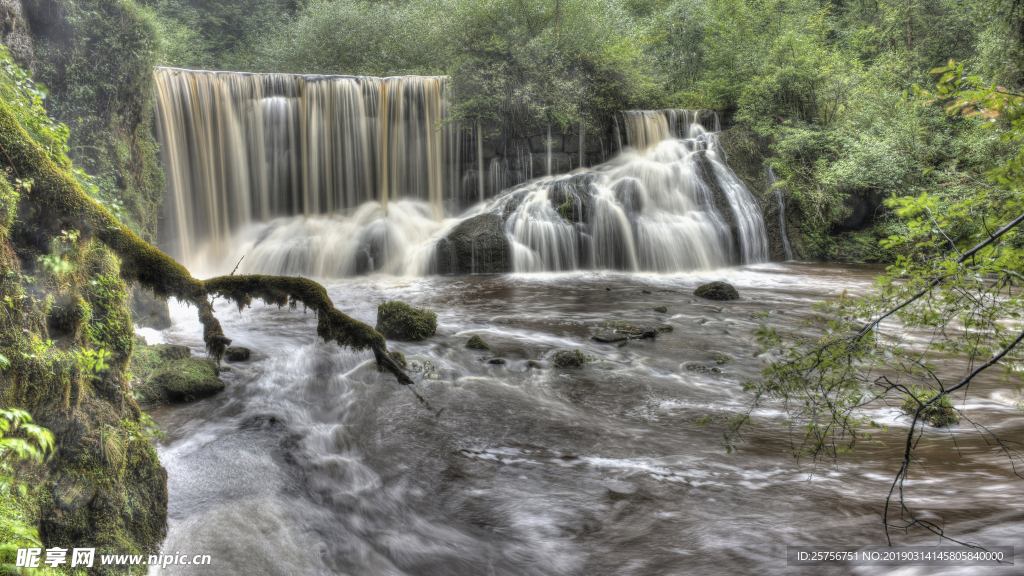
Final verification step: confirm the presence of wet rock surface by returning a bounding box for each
[435,213,511,274]
[694,281,740,300]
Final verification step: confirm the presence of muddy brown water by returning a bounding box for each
[143,263,1023,576]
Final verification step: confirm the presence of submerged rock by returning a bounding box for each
[225,346,251,361]
[466,335,490,350]
[487,358,506,365]
[593,331,628,343]
[694,281,739,300]
[684,362,722,375]
[375,301,438,341]
[653,306,667,313]
[597,321,672,342]
[435,213,511,274]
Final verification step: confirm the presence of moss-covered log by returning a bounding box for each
[205,275,413,384]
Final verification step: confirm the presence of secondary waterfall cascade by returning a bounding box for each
[495,112,768,273]
[766,166,794,261]
[153,68,768,277]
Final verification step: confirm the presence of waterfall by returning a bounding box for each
[153,69,767,276]
[766,166,794,261]
[496,117,769,272]
[620,109,719,149]
[153,68,462,268]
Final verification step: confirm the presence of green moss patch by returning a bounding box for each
[466,335,489,349]
[375,301,437,341]
[900,388,959,427]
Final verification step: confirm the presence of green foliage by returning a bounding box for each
[0,409,54,573]
[31,0,165,243]
[143,0,302,70]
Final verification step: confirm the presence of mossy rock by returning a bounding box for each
[684,362,722,375]
[388,350,406,368]
[375,301,437,341]
[131,345,223,404]
[600,321,672,340]
[653,306,667,313]
[900,395,959,427]
[151,344,190,361]
[694,281,739,301]
[552,349,586,368]
[149,359,225,402]
[466,335,489,349]
[225,346,251,361]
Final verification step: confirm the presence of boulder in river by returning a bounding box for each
[552,349,587,368]
[150,360,225,402]
[131,344,225,405]
[466,335,490,350]
[435,213,511,274]
[376,301,437,341]
[694,281,739,301]
[225,346,251,361]
[654,306,667,313]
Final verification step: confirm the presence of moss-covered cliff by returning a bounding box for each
[0,44,166,573]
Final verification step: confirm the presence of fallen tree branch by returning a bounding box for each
[205,275,412,384]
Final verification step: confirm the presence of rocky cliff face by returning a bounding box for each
[0,0,33,70]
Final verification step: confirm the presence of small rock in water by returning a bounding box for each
[640,327,657,339]
[605,287,611,291]
[552,350,587,368]
[388,350,407,368]
[642,290,652,295]
[653,306,667,313]
[466,335,489,350]
[225,346,251,361]
[487,358,506,365]
[694,281,739,301]
[684,362,721,375]
[593,331,628,343]
[526,360,543,369]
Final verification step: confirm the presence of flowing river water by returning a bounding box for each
[141,263,1024,576]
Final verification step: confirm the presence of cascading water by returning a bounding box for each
[153,68,464,271]
[494,116,768,273]
[154,70,768,277]
[766,166,794,261]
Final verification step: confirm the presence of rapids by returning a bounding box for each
[142,264,1023,576]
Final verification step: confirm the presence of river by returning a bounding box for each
[140,263,1023,575]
